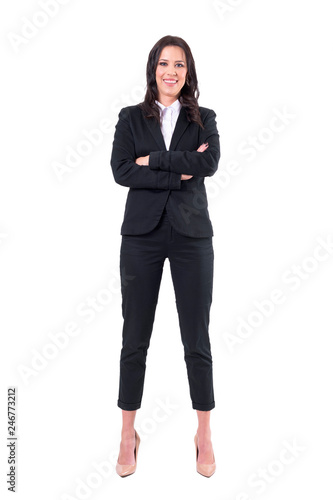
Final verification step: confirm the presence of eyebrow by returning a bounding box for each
[159,58,185,63]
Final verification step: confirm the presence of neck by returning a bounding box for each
[157,94,179,107]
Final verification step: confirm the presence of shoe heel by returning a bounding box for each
[194,434,216,478]
[116,430,140,478]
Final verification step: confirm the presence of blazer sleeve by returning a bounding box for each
[148,109,220,177]
[110,107,182,190]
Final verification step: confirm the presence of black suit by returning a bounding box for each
[110,103,220,412]
[110,104,220,237]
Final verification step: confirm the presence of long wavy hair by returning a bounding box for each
[138,35,204,129]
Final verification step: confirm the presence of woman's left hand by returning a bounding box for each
[135,155,150,165]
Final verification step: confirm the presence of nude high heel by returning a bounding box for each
[116,430,140,477]
[194,433,216,477]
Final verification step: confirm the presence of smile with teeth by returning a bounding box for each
[163,79,178,84]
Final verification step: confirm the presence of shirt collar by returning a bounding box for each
[155,99,182,114]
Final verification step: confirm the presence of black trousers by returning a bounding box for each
[118,208,215,411]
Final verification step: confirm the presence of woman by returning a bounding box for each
[110,35,220,477]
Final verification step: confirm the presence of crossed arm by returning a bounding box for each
[135,142,209,179]
[110,107,220,189]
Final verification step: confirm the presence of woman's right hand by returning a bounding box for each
[181,142,209,180]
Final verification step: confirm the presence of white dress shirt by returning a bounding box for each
[155,99,182,150]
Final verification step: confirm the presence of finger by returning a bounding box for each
[197,143,209,152]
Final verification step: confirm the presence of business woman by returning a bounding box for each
[110,35,220,477]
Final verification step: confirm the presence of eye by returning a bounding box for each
[159,62,185,67]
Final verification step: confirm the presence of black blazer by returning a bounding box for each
[110,104,220,238]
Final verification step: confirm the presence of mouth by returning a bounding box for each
[163,79,178,86]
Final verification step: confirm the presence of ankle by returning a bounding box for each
[121,428,135,440]
[197,427,212,439]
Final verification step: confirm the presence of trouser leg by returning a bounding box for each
[168,231,215,411]
[118,224,167,410]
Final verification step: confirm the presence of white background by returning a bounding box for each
[1,0,333,498]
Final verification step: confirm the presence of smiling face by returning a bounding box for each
[155,45,188,106]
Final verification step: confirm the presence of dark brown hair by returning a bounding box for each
[138,35,204,129]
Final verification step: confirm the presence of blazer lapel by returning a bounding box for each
[144,106,190,152]
[169,107,190,151]
[145,113,166,151]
